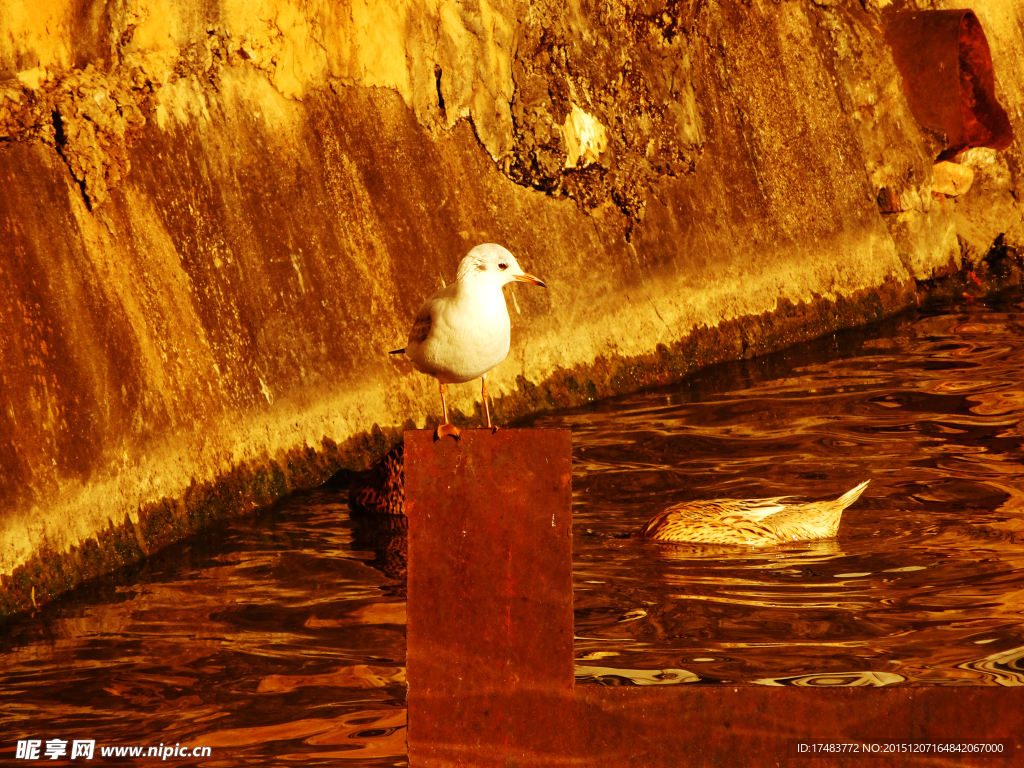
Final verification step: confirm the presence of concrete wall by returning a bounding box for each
[1,0,1022,617]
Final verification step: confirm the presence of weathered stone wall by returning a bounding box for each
[1,0,1022,617]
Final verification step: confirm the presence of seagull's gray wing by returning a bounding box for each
[408,302,433,346]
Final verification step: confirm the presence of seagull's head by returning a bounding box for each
[456,243,547,289]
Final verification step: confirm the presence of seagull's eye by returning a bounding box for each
[498,262,508,270]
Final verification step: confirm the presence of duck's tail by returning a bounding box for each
[835,480,869,509]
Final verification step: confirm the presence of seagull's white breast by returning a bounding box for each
[407,281,513,384]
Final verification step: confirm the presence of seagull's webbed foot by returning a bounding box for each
[435,423,461,441]
[434,382,461,440]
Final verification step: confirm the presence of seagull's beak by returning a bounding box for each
[514,273,547,288]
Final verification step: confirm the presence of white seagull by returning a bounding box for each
[390,243,546,439]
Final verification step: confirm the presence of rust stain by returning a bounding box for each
[885,10,1014,159]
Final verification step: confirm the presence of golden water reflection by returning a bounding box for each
[525,292,1024,686]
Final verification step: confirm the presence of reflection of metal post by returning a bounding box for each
[406,429,573,766]
[885,10,1013,159]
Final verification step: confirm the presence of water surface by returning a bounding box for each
[526,290,1024,687]
[0,494,407,765]
[3,290,1024,764]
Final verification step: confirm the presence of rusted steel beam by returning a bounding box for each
[885,10,1013,158]
[405,429,574,767]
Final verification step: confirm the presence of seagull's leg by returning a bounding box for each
[481,375,497,432]
[435,381,460,440]
[439,382,450,423]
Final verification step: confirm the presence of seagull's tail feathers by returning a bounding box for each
[389,348,405,355]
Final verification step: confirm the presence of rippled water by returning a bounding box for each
[0,495,408,766]
[525,289,1024,687]
[3,290,1024,763]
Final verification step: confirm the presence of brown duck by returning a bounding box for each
[639,481,869,546]
[349,443,405,518]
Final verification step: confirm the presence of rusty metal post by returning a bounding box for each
[405,429,574,767]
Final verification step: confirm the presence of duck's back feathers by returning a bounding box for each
[639,496,788,537]
[349,443,405,518]
[640,481,868,546]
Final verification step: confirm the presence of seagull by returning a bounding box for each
[390,243,546,439]
[639,481,869,546]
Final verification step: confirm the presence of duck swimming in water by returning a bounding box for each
[639,481,869,546]
[349,442,405,519]
[347,443,407,580]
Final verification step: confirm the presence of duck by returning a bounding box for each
[348,442,405,519]
[639,481,869,546]
[347,443,407,580]
[389,244,546,440]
